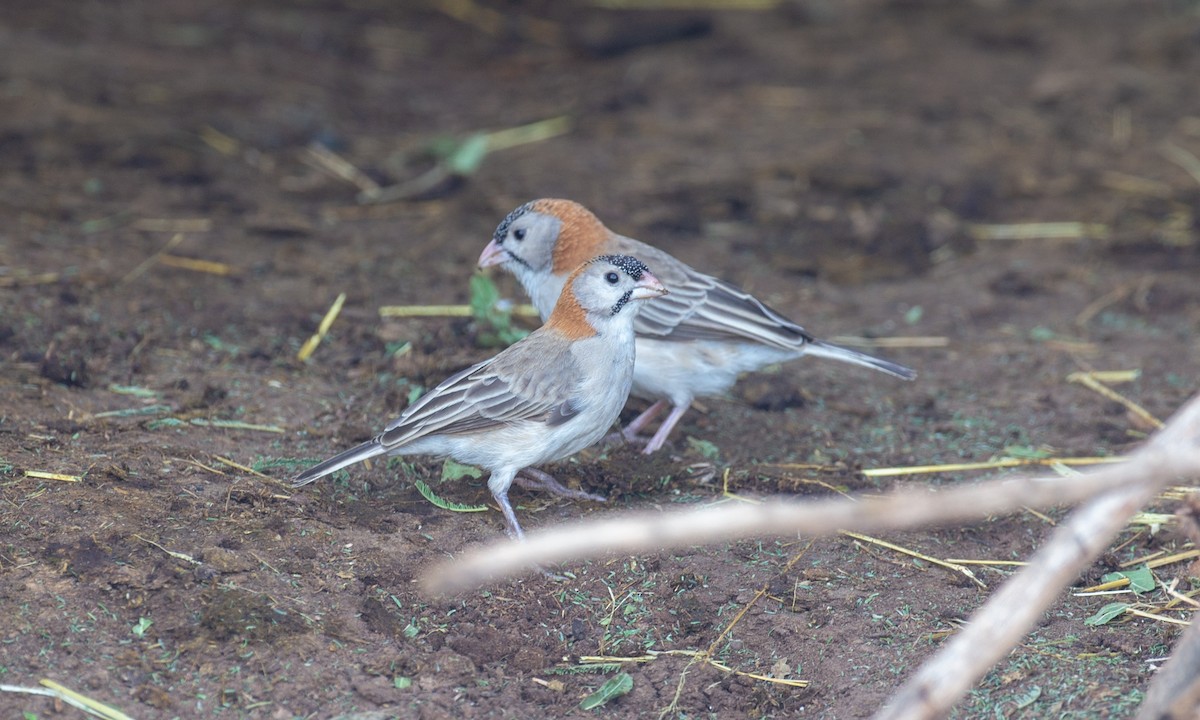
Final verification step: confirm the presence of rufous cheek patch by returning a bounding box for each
[544,288,598,340]
[532,199,615,276]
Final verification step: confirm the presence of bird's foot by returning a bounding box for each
[601,427,650,448]
[516,468,606,503]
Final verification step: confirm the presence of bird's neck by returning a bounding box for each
[527,272,568,322]
[544,291,598,340]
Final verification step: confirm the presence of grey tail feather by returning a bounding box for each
[805,339,917,381]
[292,438,386,487]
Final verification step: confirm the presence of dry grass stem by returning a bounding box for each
[297,292,347,362]
[840,530,985,588]
[23,470,81,482]
[0,679,136,720]
[133,533,200,565]
[1099,170,1174,198]
[1076,280,1154,327]
[1125,607,1190,626]
[967,222,1109,241]
[379,303,539,318]
[132,218,212,233]
[1146,549,1200,569]
[1068,371,1164,429]
[189,419,283,433]
[158,254,237,276]
[858,456,1124,478]
[1161,141,1200,187]
[304,143,382,196]
[942,559,1026,567]
[213,456,275,480]
[119,233,184,285]
[0,272,63,288]
[199,125,239,155]
[483,115,571,153]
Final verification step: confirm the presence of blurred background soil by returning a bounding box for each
[1,1,1199,717]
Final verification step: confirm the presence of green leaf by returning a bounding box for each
[686,437,720,460]
[579,673,633,710]
[1029,326,1056,342]
[442,458,483,482]
[413,478,488,513]
[1102,564,1156,594]
[107,384,158,398]
[1012,684,1042,710]
[394,676,413,689]
[132,616,153,637]
[1002,445,1052,460]
[1084,602,1129,626]
[446,133,490,176]
[469,273,501,318]
[469,272,530,348]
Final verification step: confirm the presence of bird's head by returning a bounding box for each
[545,254,667,339]
[478,199,612,283]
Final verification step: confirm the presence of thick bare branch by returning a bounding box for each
[875,482,1157,720]
[427,393,1200,592]
[872,394,1200,719]
[425,392,1200,717]
[1136,608,1200,720]
[426,468,1133,592]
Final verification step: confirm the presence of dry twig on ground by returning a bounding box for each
[425,393,1200,717]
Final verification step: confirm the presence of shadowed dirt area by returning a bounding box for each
[3,1,1200,717]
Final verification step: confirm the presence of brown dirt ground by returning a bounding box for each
[3,1,1200,717]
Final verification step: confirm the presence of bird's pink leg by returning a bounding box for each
[621,399,667,441]
[494,492,525,541]
[516,468,607,502]
[641,403,690,454]
[488,470,526,540]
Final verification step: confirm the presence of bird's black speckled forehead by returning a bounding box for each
[595,254,650,280]
[493,202,535,244]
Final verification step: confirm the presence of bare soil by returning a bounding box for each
[3,1,1200,717]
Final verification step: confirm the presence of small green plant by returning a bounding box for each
[579,673,633,710]
[413,477,487,513]
[132,617,153,638]
[469,273,528,347]
[1101,565,1156,594]
[441,459,482,482]
[1084,602,1129,627]
[686,437,720,460]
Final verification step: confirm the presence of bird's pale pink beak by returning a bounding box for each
[477,239,507,268]
[631,271,668,300]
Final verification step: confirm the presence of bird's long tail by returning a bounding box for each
[805,339,917,381]
[292,438,387,487]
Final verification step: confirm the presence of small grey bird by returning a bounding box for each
[479,199,916,454]
[293,254,667,540]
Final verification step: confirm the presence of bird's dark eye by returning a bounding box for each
[604,271,619,285]
[513,228,527,242]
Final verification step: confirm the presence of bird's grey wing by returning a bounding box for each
[379,333,581,448]
[633,266,813,350]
